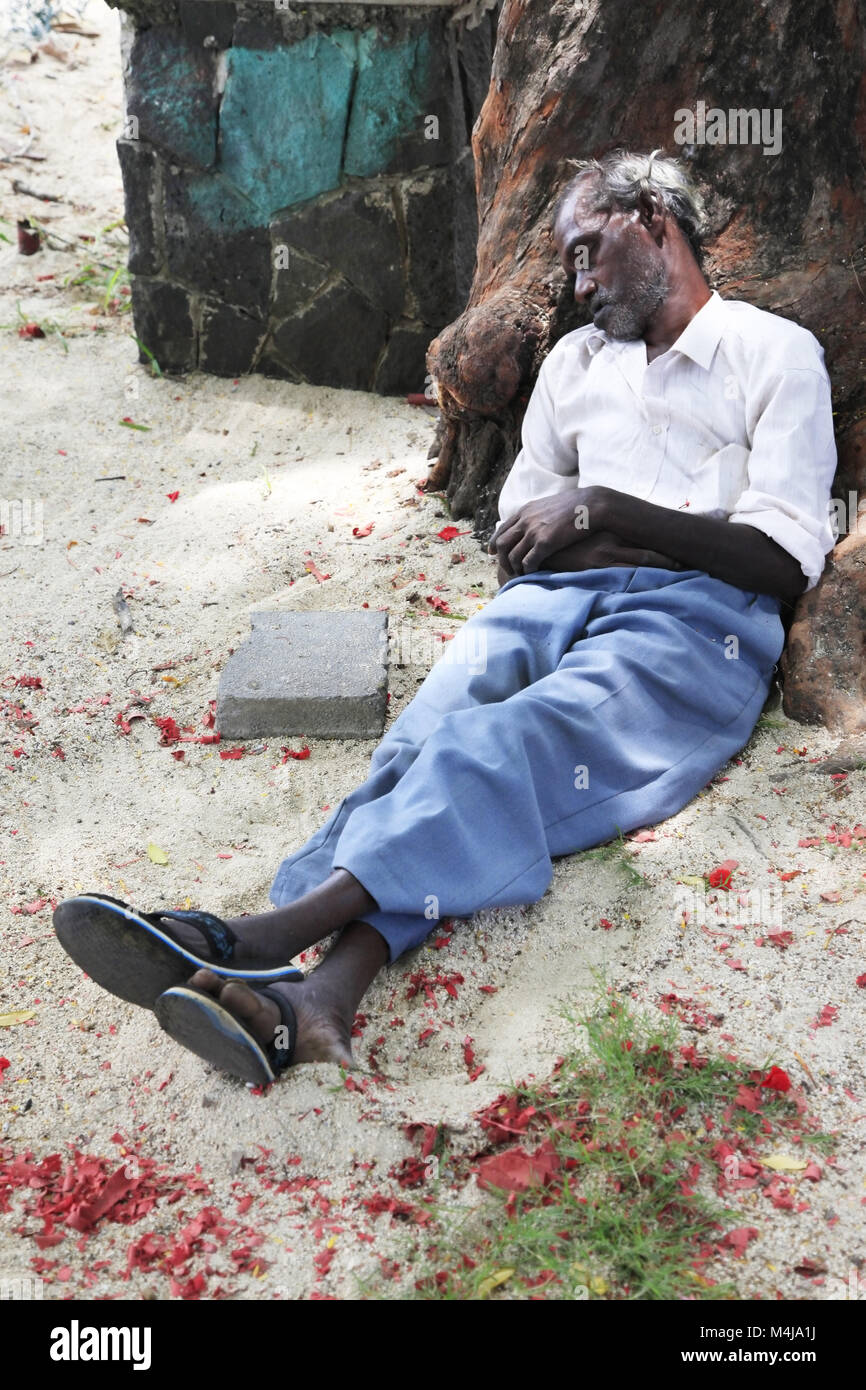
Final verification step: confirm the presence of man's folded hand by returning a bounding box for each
[539,532,685,574]
[493,522,685,588]
[488,487,609,577]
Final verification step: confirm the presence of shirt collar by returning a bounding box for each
[666,289,726,369]
[581,289,726,370]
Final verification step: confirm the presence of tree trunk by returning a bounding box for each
[427,0,866,730]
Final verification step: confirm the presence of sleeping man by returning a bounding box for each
[54,150,837,1086]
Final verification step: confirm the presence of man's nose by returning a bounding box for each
[572,271,597,303]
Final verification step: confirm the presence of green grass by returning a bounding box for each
[0,299,70,351]
[62,258,132,315]
[131,335,163,379]
[100,263,131,315]
[11,213,132,316]
[576,831,645,886]
[372,988,829,1301]
[1,211,131,345]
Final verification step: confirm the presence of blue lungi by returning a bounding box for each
[269,568,784,963]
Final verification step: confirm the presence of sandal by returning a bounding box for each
[154,983,297,1085]
[52,893,303,1010]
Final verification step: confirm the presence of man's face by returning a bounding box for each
[553,179,669,340]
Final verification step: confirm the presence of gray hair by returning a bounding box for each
[555,149,710,264]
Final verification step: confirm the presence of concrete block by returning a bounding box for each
[343,26,449,179]
[163,168,272,310]
[216,610,389,740]
[219,38,355,212]
[403,169,460,324]
[179,0,236,50]
[373,323,433,394]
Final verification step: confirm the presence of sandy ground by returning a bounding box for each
[0,2,864,1302]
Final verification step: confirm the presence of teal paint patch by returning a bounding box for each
[183,171,263,235]
[131,27,217,168]
[219,37,355,216]
[185,27,439,232]
[344,29,434,179]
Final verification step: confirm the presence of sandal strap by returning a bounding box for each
[146,909,237,964]
[86,894,237,965]
[256,986,297,1074]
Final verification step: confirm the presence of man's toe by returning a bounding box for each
[220,981,279,1040]
[188,968,223,994]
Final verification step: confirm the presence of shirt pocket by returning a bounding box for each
[689,442,751,518]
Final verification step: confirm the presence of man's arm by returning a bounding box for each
[495,344,580,521]
[490,487,806,599]
[595,489,808,601]
[492,344,836,601]
[599,356,838,602]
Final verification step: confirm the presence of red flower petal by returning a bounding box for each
[761,1066,791,1092]
[476,1141,560,1195]
[719,1226,759,1256]
[707,859,738,890]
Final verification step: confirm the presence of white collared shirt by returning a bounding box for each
[497,290,838,589]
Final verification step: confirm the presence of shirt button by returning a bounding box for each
[652,425,663,435]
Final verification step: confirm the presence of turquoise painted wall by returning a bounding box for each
[162,27,435,231]
[343,30,432,179]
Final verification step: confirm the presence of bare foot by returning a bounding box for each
[188,968,356,1070]
[154,913,308,971]
[155,871,378,970]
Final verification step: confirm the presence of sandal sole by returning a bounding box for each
[53,896,302,1010]
[154,987,276,1085]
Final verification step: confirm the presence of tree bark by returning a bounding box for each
[427,0,866,729]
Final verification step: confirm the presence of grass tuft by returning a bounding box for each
[577,831,645,886]
[373,988,830,1301]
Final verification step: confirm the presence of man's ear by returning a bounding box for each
[636,188,666,238]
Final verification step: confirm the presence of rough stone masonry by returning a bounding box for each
[108,0,500,390]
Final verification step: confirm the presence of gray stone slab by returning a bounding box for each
[216,610,389,740]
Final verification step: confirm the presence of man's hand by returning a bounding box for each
[495,530,683,586]
[540,533,685,574]
[488,488,608,578]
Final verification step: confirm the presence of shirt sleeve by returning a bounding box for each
[727,365,837,591]
[496,347,580,524]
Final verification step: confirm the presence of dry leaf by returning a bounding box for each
[0,1009,37,1027]
[146,842,169,865]
[760,1154,808,1173]
[478,1268,514,1298]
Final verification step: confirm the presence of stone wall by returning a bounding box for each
[109,1,499,390]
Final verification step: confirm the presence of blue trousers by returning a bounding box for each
[269,568,785,963]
